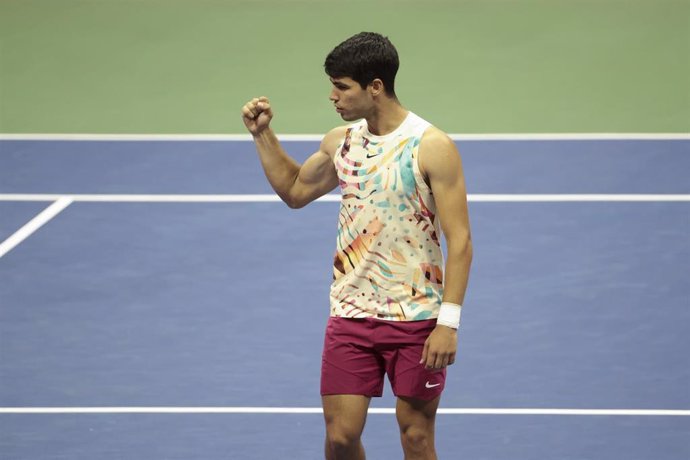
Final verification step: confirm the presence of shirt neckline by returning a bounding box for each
[363,112,412,141]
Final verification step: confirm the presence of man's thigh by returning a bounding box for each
[322,394,372,436]
[395,395,441,437]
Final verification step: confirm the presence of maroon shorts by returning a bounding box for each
[321,316,446,401]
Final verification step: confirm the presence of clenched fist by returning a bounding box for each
[241,96,273,136]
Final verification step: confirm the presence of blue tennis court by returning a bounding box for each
[1,137,689,459]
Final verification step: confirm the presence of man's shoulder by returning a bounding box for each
[404,113,449,144]
[323,125,352,144]
[325,125,350,138]
[417,125,460,178]
[320,125,350,157]
[420,125,454,150]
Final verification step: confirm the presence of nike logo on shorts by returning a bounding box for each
[425,381,441,388]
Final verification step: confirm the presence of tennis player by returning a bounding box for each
[241,32,472,460]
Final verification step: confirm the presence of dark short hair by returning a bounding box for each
[324,32,399,96]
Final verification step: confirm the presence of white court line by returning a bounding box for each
[0,198,73,258]
[0,407,688,416]
[0,133,688,141]
[1,194,689,203]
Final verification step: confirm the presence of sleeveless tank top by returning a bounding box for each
[330,112,445,321]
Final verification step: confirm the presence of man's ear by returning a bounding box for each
[369,78,385,97]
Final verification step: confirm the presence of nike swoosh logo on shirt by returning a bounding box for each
[425,381,441,388]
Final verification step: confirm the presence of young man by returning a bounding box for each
[241,32,472,460]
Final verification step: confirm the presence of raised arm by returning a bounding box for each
[241,96,345,208]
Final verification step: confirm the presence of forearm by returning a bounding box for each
[252,128,301,204]
[442,237,473,305]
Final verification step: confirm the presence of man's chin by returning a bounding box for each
[340,112,360,122]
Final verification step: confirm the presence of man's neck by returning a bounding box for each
[365,99,408,136]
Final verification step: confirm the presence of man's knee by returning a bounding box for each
[396,395,439,455]
[326,423,362,450]
[322,394,369,456]
[400,425,432,453]
[325,424,365,459]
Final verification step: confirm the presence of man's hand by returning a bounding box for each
[420,325,457,369]
[241,96,273,136]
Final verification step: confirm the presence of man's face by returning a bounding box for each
[329,76,372,121]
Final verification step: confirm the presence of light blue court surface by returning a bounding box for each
[1,138,689,459]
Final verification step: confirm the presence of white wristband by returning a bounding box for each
[437,302,462,329]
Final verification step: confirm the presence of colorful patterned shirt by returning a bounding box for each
[330,112,445,321]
